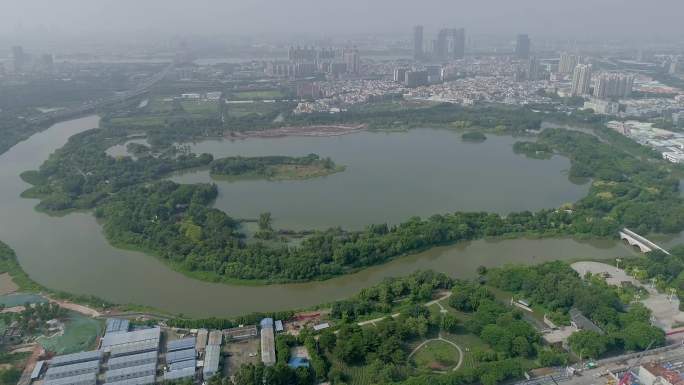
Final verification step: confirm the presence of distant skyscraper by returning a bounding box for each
[593,72,634,99]
[12,46,25,72]
[393,68,408,83]
[515,34,531,59]
[559,53,582,74]
[343,47,360,74]
[450,28,466,59]
[435,29,450,61]
[40,54,54,72]
[571,64,593,96]
[527,56,539,80]
[413,25,424,61]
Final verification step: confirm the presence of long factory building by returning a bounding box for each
[31,319,236,385]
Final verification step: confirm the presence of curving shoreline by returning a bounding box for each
[0,115,651,316]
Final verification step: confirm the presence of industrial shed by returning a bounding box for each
[30,360,45,380]
[45,360,101,380]
[103,375,155,385]
[223,325,258,340]
[196,329,208,352]
[101,327,160,352]
[110,340,159,358]
[163,366,195,381]
[106,318,130,334]
[167,337,196,352]
[104,363,156,383]
[169,359,196,371]
[203,344,221,379]
[569,308,604,335]
[50,351,103,367]
[107,351,158,370]
[43,372,97,385]
[166,348,196,364]
[260,318,276,366]
[207,330,223,346]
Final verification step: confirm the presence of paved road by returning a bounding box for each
[518,343,684,385]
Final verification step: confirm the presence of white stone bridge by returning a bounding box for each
[619,228,670,255]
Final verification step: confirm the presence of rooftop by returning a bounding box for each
[569,308,604,335]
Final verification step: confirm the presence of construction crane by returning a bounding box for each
[610,340,656,385]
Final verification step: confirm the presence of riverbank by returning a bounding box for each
[0,114,661,317]
[0,240,170,318]
[229,124,367,139]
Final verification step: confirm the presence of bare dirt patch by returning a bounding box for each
[0,273,18,295]
[224,338,261,378]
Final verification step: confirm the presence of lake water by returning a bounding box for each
[171,129,589,230]
[0,116,639,317]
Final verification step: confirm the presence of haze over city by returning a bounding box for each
[3,0,684,41]
[1,2,684,385]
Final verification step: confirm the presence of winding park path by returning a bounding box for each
[408,334,464,372]
[356,291,453,326]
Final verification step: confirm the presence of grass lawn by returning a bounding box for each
[228,90,286,100]
[180,100,218,115]
[350,99,440,113]
[225,101,291,118]
[411,340,460,371]
[147,97,175,113]
[109,115,167,128]
[426,302,490,370]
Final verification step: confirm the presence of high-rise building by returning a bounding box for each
[559,53,582,74]
[404,70,429,87]
[435,29,450,61]
[515,34,531,59]
[593,73,634,99]
[450,28,466,59]
[12,46,25,72]
[426,65,443,83]
[40,54,54,72]
[343,48,360,74]
[670,58,683,75]
[571,64,593,96]
[393,68,408,83]
[413,25,424,61]
[527,56,539,80]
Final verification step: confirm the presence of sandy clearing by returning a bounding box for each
[0,272,19,295]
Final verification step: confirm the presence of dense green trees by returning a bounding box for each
[487,262,666,358]
[20,102,684,283]
[210,154,337,179]
[512,141,552,159]
[567,330,609,359]
[231,362,314,385]
[619,247,684,310]
[330,271,453,320]
[461,131,487,142]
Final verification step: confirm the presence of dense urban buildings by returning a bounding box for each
[559,53,582,74]
[593,72,635,99]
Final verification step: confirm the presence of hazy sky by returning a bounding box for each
[2,0,683,40]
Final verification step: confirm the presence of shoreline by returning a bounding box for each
[227,123,367,139]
